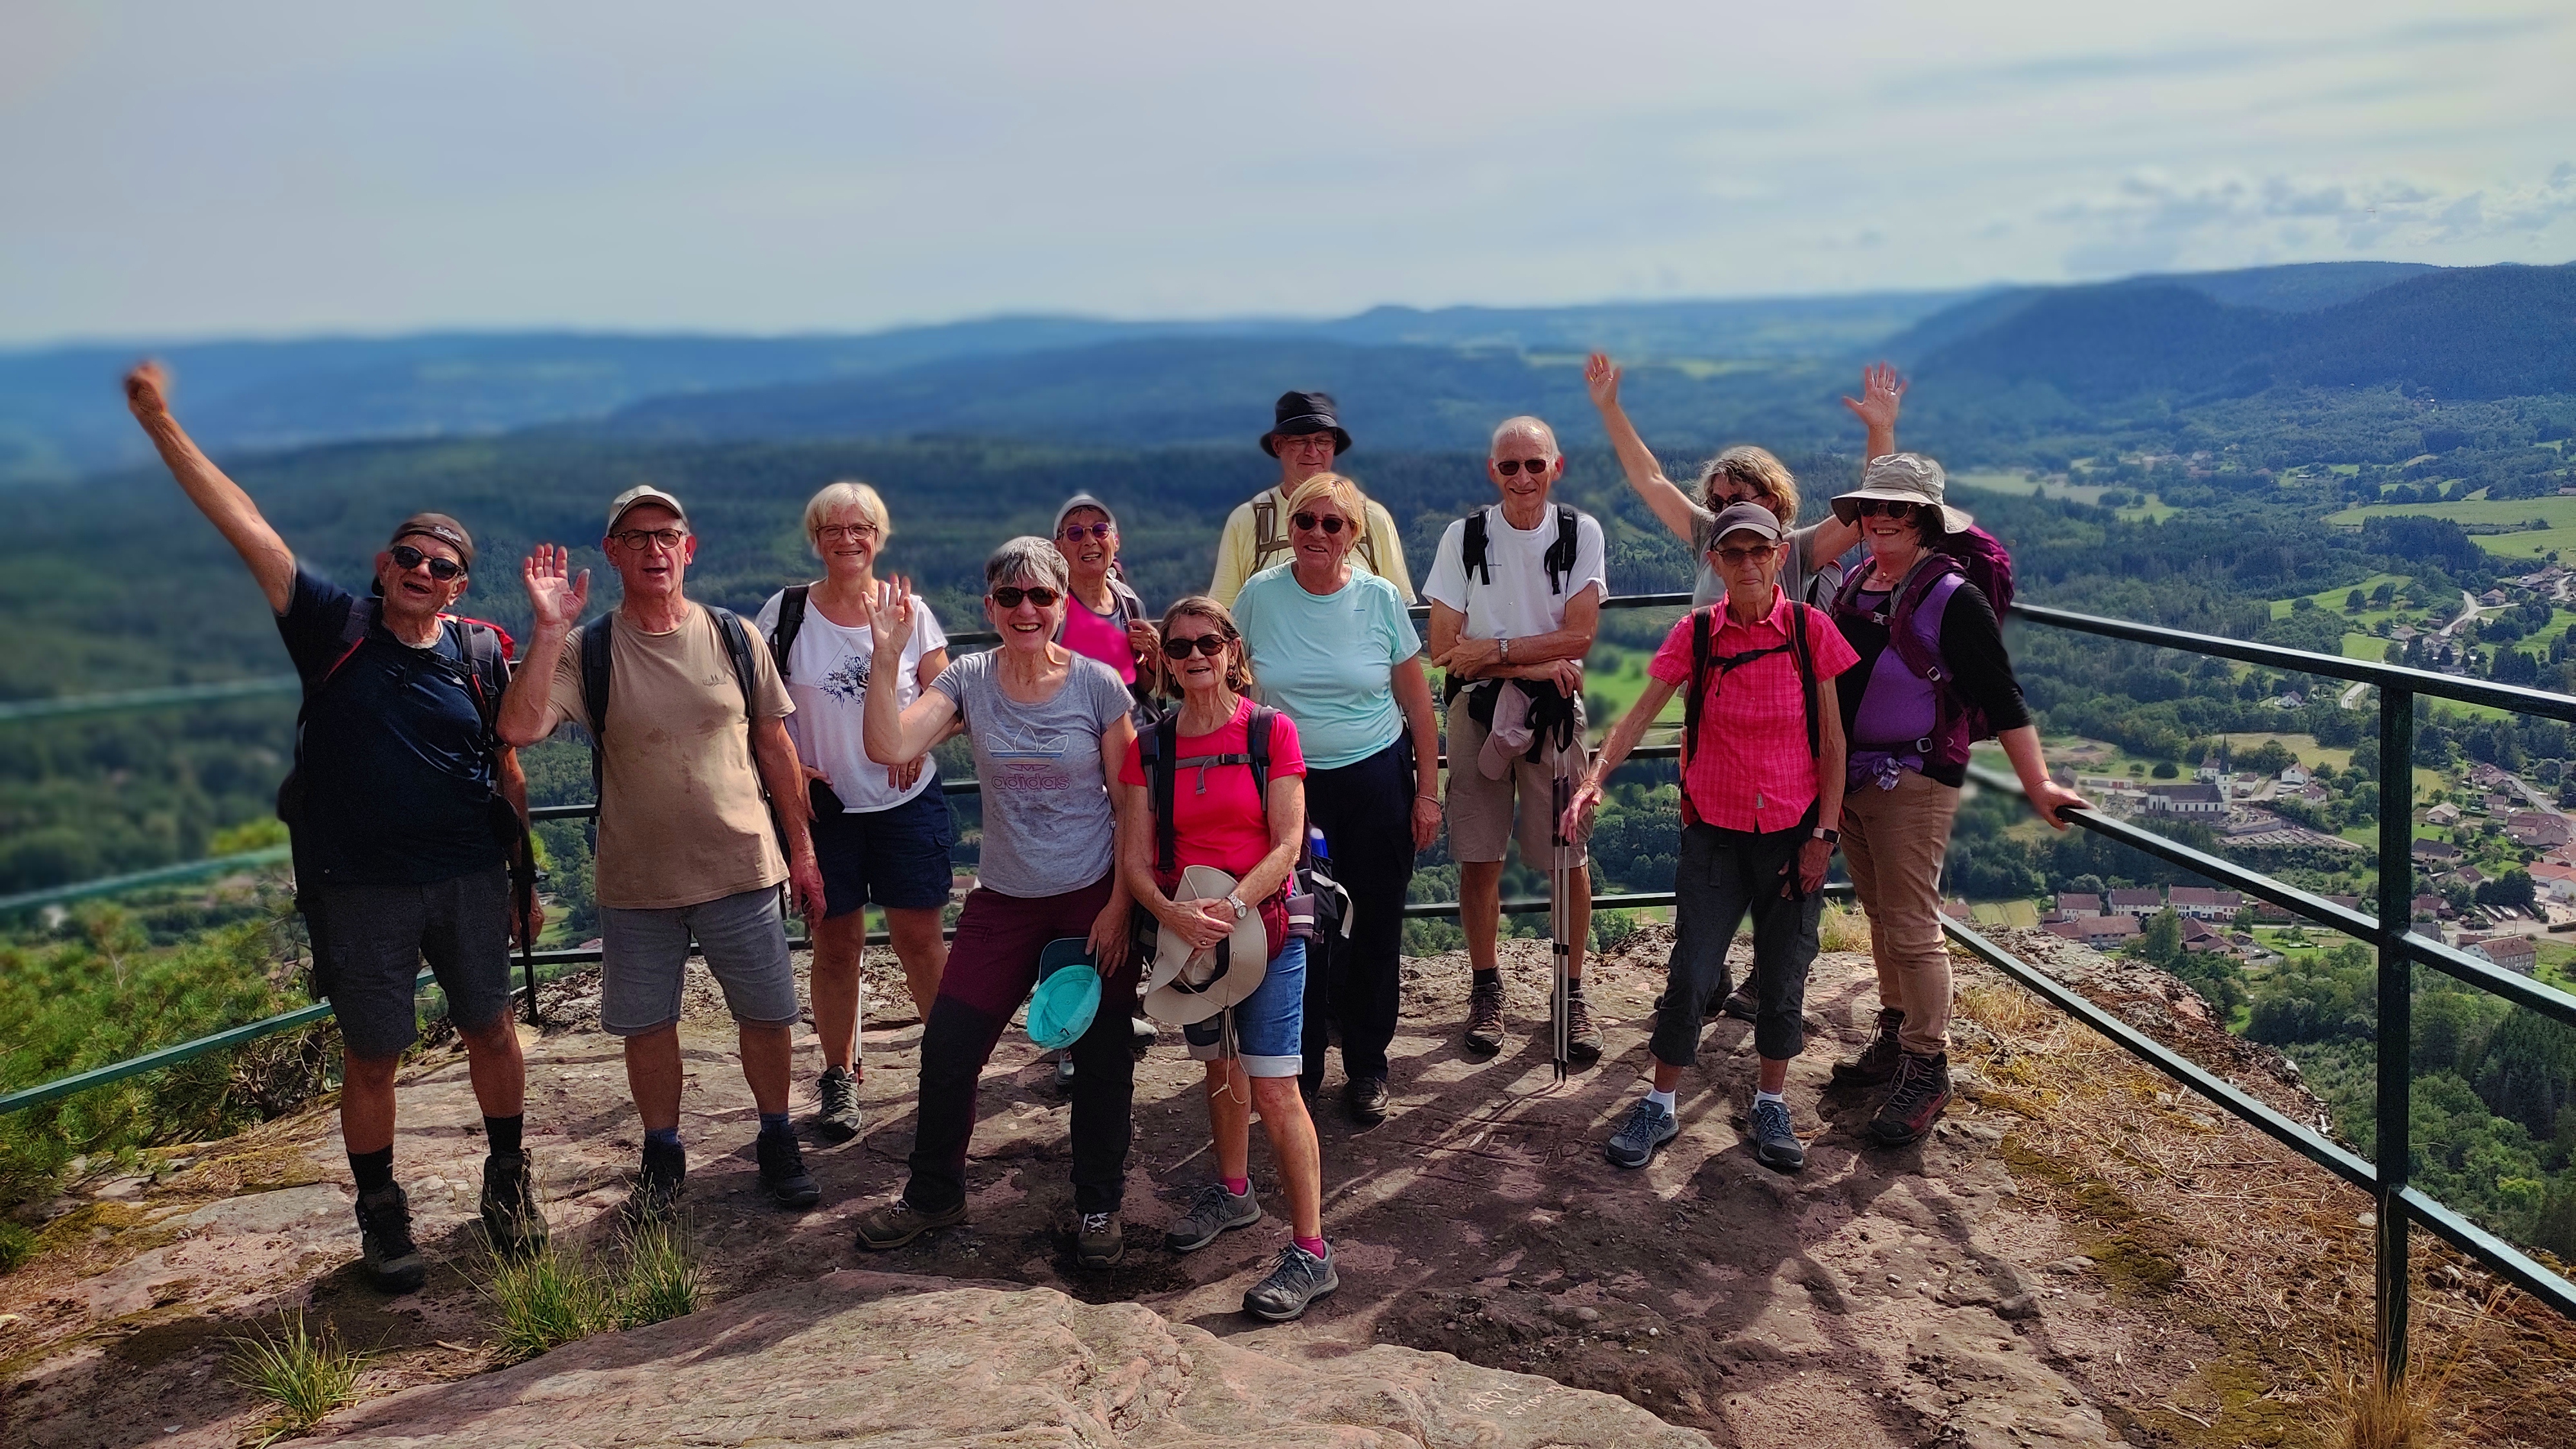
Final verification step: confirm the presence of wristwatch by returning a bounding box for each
[1498,636,1512,663]
[1812,826,1841,844]
[1224,892,1251,920]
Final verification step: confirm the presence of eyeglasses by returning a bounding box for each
[611,527,688,551]
[1493,459,1555,477]
[990,585,1060,609]
[1057,522,1114,542]
[815,522,880,542]
[1716,545,1778,567]
[1277,433,1334,451]
[1854,499,1918,519]
[1162,634,1231,659]
[389,544,466,580]
[1289,511,1348,535]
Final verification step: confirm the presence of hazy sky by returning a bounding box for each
[6,2,2572,344]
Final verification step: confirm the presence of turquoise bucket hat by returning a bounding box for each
[1026,939,1101,1051]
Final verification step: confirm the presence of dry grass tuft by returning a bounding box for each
[1817,901,1869,954]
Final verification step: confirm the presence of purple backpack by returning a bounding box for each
[1832,527,2014,769]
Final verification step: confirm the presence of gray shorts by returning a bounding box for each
[305,865,515,1061]
[600,886,799,1036]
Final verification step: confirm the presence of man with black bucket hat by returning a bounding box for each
[123,362,546,1295]
[1209,391,1412,608]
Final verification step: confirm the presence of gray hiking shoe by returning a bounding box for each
[1242,1243,1338,1321]
[1604,1097,1680,1169]
[479,1151,547,1260]
[1165,1181,1262,1253]
[1750,1097,1806,1173]
[1463,978,1508,1056]
[355,1182,426,1293]
[812,1065,864,1142]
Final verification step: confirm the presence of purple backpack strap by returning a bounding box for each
[1888,567,1964,685]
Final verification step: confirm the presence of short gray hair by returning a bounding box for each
[984,535,1070,593]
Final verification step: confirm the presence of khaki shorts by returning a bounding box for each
[1444,694,1589,867]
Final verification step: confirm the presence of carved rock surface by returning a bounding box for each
[316,1271,1704,1448]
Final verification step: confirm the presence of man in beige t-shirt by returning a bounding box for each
[1208,390,1411,607]
[498,484,829,1222]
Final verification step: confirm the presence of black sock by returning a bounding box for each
[1567,977,1586,999]
[348,1146,395,1193]
[484,1113,524,1157]
[1472,967,1501,988]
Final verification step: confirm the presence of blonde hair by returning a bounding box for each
[1696,446,1799,526]
[802,480,893,557]
[1159,595,1255,695]
[1283,473,1369,544]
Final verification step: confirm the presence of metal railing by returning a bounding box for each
[7,588,2574,1386]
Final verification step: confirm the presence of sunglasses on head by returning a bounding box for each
[1855,499,1918,519]
[390,544,466,581]
[990,585,1060,609]
[1493,458,1554,477]
[1162,633,1231,659]
[1057,521,1113,542]
[1290,511,1348,535]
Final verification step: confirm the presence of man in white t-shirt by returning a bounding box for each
[1208,391,1412,607]
[1423,416,1607,1064]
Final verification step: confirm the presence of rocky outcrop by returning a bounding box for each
[317,1271,1703,1448]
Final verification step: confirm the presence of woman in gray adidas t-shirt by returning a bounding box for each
[844,536,1146,1265]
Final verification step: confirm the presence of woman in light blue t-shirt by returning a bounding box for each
[1233,473,1441,1124]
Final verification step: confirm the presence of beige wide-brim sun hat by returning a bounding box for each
[1141,865,1271,1027]
[1829,453,1976,537]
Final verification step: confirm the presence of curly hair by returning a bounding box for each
[1695,446,1800,526]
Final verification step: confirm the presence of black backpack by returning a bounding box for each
[1135,706,1349,943]
[576,605,768,813]
[1681,600,1822,769]
[1461,504,1580,595]
[768,583,813,681]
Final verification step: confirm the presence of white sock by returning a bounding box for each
[1754,1089,1786,1107]
[1645,1088,1678,1113]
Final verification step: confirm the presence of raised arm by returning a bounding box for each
[857,576,963,766]
[1841,361,1905,462]
[496,544,587,748]
[124,363,294,614]
[1584,353,1701,544]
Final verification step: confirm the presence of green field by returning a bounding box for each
[1950,471,2175,522]
[2324,495,2576,562]
[1584,643,1683,734]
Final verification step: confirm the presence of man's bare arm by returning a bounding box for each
[124,363,294,614]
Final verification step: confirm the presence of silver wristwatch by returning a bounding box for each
[1224,892,1251,920]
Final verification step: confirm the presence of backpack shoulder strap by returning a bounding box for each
[1888,565,1967,685]
[772,585,811,681]
[1788,601,1821,762]
[1461,508,1491,587]
[1546,506,1578,594]
[1252,494,1288,569]
[1148,712,1180,874]
[579,616,614,805]
[1685,607,1713,767]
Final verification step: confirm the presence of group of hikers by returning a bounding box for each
[121,352,2085,1324]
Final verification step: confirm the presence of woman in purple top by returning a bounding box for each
[1826,454,2084,1150]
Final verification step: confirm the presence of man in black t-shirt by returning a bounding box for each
[124,363,544,1293]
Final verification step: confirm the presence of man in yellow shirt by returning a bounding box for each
[1208,391,1413,607]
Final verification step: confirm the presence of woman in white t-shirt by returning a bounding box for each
[755,480,954,1144]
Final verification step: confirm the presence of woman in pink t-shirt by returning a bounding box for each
[1115,596,1335,1323]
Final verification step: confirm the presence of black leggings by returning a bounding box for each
[1301,735,1418,1090]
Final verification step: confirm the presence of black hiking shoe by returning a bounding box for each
[625,1139,686,1226]
[757,1130,820,1209]
[1604,1097,1680,1169]
[812,1065,864,1142]
[1563,992,1603,1065]
[1831,1008,1907,1086]
[1750,1097,1806,1173]
[1344,1075,1389,1124]
[854,1196,965,1250]
[1243,1243,1338,1321]
[1868,1051,1953,1147]
[479,1151,547,1260]
[1714,981,1758,1023]
[355,1182,426,1293]
[1463,978,1508,1056]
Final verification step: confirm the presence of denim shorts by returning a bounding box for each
[600,885,799,1036]
[813,786,956,917]
[1182,936,1307,1078]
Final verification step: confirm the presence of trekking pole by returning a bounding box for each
[1549,768,1571,1085]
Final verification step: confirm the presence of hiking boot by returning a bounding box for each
[1564,992,1603,1065]
[1074,1211,1125,1269]
[1165,1181,1262,1253]
[812,1065,864,1143]
[853,1196,965,1250]
[1243,1243,1338,1321]
[1830,1008,1907,1086]
[757,1130,820,1210]
[625,1139,687,1227]
[478,1151,547,1260]
[1750,1097,1806,1173]
[1714,981,1758,1023]
[1868,1051,1953,1147]
[1344,1075,1389,1125]
[1604,1097,1680,1170]
[1463,978,1508,1056]
[355,1182,426,1293]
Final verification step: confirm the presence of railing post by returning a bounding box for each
[2374,687,2414,1390]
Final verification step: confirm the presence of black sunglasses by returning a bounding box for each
[1493,459,1554,476]
[390,544,466,581]
[1290,511,1348,535]
[990,585,1060,609]
[1855,499,1918,518]
[1162,634,1231,659]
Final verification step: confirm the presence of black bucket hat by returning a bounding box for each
[1261,390,1353,457]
